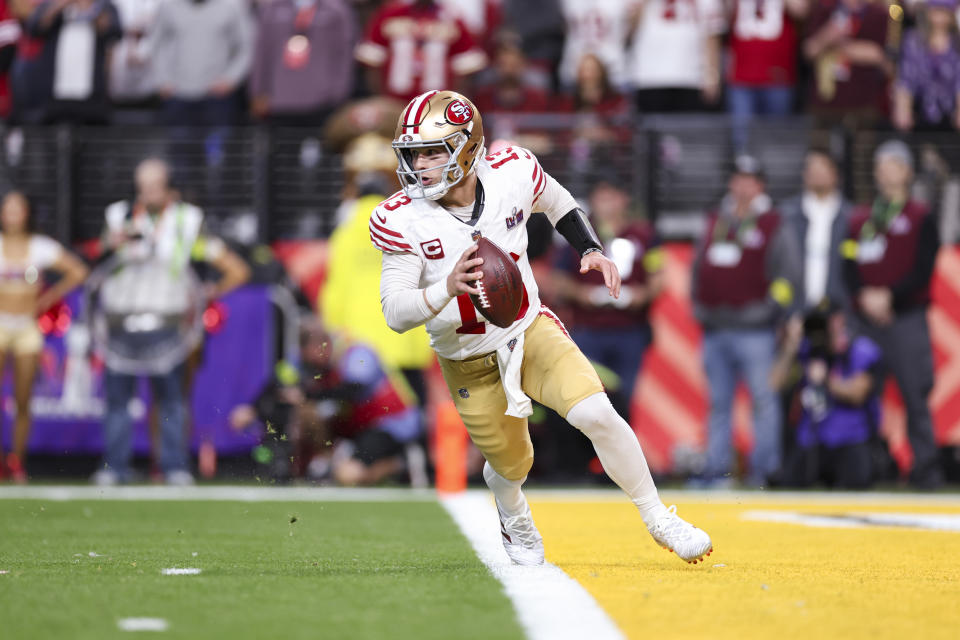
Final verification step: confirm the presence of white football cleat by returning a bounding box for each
[648,505,713,564]
[496,500,545,566]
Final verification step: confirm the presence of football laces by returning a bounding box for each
[475,280,490,308]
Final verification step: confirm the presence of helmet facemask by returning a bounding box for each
[393,90,485,200]
[393,130,476,201]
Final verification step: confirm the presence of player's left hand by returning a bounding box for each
[580,251,621,299]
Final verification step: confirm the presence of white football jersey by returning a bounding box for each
[370,147,574,360]
[627,0,726,89]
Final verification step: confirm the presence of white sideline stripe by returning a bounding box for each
[742,510,960,532]
[441,491,624,640]
[1,485,957,506]
[0,486,436,502]
[161,568,202,575]
[117,618,168,632]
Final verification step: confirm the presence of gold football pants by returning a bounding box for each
[438,310,604,481]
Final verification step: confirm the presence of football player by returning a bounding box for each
[371,90,712,565]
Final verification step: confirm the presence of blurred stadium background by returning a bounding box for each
[1,1,960,638]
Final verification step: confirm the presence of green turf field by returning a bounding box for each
[0,499,524,640]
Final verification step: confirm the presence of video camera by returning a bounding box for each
[803,309,832,364]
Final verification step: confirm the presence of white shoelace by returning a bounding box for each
[651,505,696,542]
[500,511,541,549]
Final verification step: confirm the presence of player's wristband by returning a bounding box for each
[423,280,453,317]
[556,208,603,257]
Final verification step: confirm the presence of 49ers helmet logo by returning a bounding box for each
[445,100,473,125]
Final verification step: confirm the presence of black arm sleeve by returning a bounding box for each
[890,213,939,311]
[554,208,603,257]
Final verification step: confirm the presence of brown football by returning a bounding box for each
[469,237,524,328]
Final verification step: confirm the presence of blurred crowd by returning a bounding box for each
[0,0,957,143]
[0,0,957,490]
[537,138,947,491]
[687,142,943,491]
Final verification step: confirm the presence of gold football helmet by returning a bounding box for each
[392,90,485,200]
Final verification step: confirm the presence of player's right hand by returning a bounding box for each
[446,243,484,297]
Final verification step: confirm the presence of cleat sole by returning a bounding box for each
[676,545,713,565]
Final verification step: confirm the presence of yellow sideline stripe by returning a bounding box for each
[530,500,960,640]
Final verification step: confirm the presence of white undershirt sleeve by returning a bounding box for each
[535,170,579,227]
[380,251,454,333]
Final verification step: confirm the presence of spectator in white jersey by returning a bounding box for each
[92,158,249,486]
[627,0,726,113]
[371,90,712,567]
[0,190,87,483]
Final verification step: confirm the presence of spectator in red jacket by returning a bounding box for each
[553,178,664,422]
[803,0,894,133]
[726,0,809,151]
[691,155,802,487]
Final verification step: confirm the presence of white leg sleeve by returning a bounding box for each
[483,460,527,516]
[565,392,667,527]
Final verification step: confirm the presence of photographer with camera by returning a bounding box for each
[91,158,250,486]
[771,307,881,489]
[229,319,423,486]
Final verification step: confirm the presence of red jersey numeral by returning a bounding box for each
[455,294,486,334]
[489,151,519,169]
[384,195,411,211]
